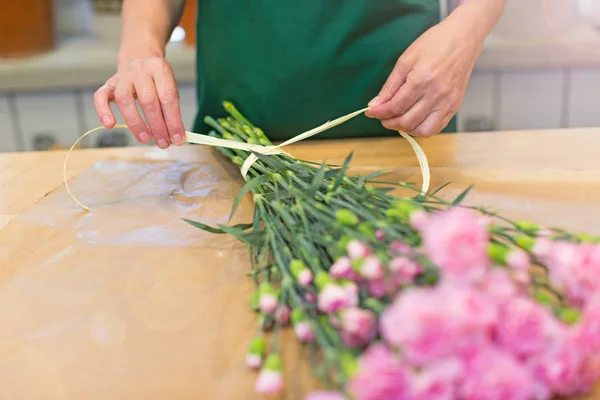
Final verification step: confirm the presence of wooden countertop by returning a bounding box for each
[1,128,600,399]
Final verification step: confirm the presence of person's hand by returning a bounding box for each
[94,57,186,149]
[366,18,484,137]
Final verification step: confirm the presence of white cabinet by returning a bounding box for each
[498,70,565,130]
[14,92,82,151]
[567,69,600,128]
[458,71,495,132]
[0,95,19,152]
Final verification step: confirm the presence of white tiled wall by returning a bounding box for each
[0,95,18,152]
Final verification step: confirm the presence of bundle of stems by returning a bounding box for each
[184,102,600,400]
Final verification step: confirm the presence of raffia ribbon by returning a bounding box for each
[63,107,430,211]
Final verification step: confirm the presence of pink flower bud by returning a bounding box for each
[360,256,384,280]
[389,240,411,255]
[305,292,317,304]
[330,257,360,281]
[255,370,283,395]
[367,278,388,298]
[318,283,354,313]
[342,281,360,307]
[389,256,423,284]
[410,210,429,231]
[347,239,371,259]
[532,237,552,261]
[375,229,385,241]
[294,321,315,342]
[298,269,313,286]
[275,305,291,325]
[245,353,262,369]
[259,293,278,314]
[506,248,530,270]
[340,308,377,348]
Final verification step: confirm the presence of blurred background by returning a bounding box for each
[1,0,600,152]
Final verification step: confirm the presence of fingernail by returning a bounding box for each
[102,116,111,126]
[139,132,150,142]
[368,96,381,107]
[157,139,169,149]
[172,134,183,145]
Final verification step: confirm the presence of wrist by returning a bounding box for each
[445,0,504,44]
[117,41,166,69]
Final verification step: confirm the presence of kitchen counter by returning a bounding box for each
[1,128,600,398]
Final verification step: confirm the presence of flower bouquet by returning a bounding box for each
[184,102,600,400]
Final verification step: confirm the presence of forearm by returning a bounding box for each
[446,0,506,42]
[118,0,186,68]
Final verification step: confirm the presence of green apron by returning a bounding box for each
[192,1,457,141]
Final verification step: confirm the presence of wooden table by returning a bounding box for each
[1,128,600,399]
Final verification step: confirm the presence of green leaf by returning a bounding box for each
[306,161,327,198]
[452,185,473,205]
[332,152,353,191]
[429,181,453,197]
[182,218,253,234]
[252,206,262,233]
[228,174,270,221]
[252,151,289,173]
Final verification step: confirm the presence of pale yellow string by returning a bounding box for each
[63,107,430,211]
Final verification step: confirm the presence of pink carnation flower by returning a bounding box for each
[495,296,562,359]
[380,282,497,365]
[347,240,371,259]
[479,268,519,302]
[330,257,360,281]
[339,308,377,348]
[547,241,600,306]
[411,358,464,400]
[574,294,600,353]
[255,370,283,396]
[460,346,537,400]
[417,207,490,282]
[347,343,412,400]
[528,330,591,396]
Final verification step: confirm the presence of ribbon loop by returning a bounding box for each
[63,107,430,211]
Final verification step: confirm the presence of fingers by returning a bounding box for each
[380,98,433,133]
[369,57,411,107]
[410,110,454,138]
[114,82,152,145]
[133,73,171,148]
[94,83,117,129]
[153,67,186,145]
[367,72,426,120]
